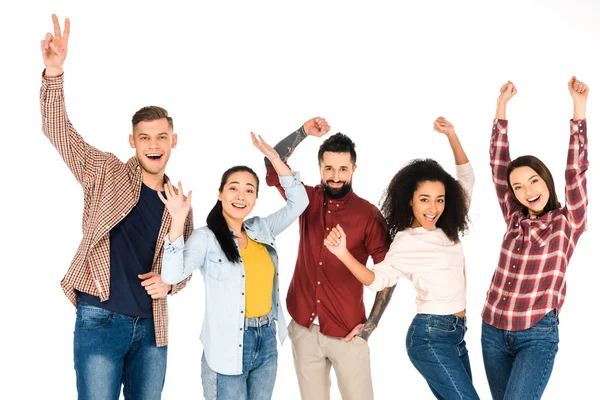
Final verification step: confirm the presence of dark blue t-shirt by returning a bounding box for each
[78,183,164,318]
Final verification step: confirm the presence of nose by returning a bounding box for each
[333,170,340,182]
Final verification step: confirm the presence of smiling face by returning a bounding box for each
[129,118,177,176]
[410,180,446,230]
[509,166,550,216]
[319,151,356,198]
[218,171,258,223]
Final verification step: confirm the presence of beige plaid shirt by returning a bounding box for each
[41,73,193,347]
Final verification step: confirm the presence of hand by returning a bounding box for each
[344,322,374,342]
[568,76,589,103]
[433,117,456,138]
[251,132,279,161]
[41,14,70,77]
[497,81,517,105]
[158,181,192,223]
[303,117,330,137]
[324,224,348,257]
[139,272,172,299]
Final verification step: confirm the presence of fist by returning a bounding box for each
[303,117,330,137]
[568,76,589,102]
[324,225,347,257]
[498,81,517,104]
[433,117,455,137]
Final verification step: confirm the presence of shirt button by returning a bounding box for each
[317,281,321,285]
[242,275,245,278]
[240,328,243,331]
[311,313,315,316]
[240,311,244,314]
[336,204,339,207]
[242,293,245,295]
[514,224,518,227]
[503,297,506,300]
[326,227,330,231]
[508,282,511,285]
[319,262,322,265]
[324,202,326,206]
[317,300,321,303]
[239,344,242,347]
[512,265,516,269]
[328,211,331,214]
[329,200,332,203]
[276,303,279,307]
[310,318,313,321]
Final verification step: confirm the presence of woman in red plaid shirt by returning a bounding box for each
[481,77,589,400]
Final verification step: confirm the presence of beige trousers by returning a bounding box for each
[288,319,374,400]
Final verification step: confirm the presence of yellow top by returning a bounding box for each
[240,237,274,318]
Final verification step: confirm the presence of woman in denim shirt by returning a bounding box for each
[160,133,309,399]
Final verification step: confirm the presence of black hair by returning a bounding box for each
[380,159,469,242]
[206,165,259,263]
[318,132,357,164]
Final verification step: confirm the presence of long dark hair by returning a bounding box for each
[206,165,260,263]
[380,159,469,243]
[507,155,561,217]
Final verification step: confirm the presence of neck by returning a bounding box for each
[141,170,165,191]
[223,213,244,237]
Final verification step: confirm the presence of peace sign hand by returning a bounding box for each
[158,182,193,224]
[41,14,70,77]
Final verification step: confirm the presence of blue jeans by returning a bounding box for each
[201,317,278,400]
[406,314,480,400]
[481,309,559,400]
[73,302,167,400]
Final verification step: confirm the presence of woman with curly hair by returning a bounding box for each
[324,117,479,399]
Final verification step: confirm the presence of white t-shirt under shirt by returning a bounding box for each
[367,162,475,316]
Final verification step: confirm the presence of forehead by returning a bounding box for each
[414,180,445,195]
[509,166,538,182]
[133,118,172,135]
[225,171,257,186]
[320,151,353,167]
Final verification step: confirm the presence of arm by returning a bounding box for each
[433,117,475,208]
[265,117,330,190]
[169,208,195,294]
[565,77,589,239]
[40,15,105,187]
[490,81,521,223]
[252,133,309,235]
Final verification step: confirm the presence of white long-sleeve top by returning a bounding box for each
[367,162,474,315]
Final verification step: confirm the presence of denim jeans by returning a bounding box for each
[481,309,559,400]
[406,314,480,400]
[201,317,278,400]
[73,302,167,400]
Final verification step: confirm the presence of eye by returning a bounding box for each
[420,199,428,203]
[325,167,332,171]
[246,189,254,194]
[531,178,539,184]
[140,136,148,140]
[437,199,445,203]
[341,167,348,172]
[159,135,168,140]
[229,186,237,191]
[514,185,522,191]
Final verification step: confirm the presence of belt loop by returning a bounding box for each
[267,311,273,327]
[244,317,249,331]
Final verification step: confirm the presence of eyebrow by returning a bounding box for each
[418,194,445,198]
[228,181,256,188]
[511,174,539,186]
[137,132,169,136]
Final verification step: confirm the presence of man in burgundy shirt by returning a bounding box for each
[265,117,396,400]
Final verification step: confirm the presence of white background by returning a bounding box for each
[1,0,598,399]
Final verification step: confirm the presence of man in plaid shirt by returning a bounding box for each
[481,77,589,400]
[40,15,193,399]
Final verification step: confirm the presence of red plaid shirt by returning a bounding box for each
[482,119,588,331]
[41,73,193,346]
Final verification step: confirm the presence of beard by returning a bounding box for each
[321,180,352,199]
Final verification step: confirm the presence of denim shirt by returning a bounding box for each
[162,172,308,375]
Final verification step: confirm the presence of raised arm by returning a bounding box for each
[565,77,589,239]
[265,117,330,190]
[434,117,475,208]
[252,133,309,236]
[40,15,105,186]
[490,81,520,223]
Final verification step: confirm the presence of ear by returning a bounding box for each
[409,200,413,206]
[218,191,223,202]
[129,134,135,149]
[352,164,357,173]
[171,133,178,149]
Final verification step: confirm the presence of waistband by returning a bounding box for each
[244,310,274,330]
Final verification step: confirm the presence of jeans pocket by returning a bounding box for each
[531,310,559,332]
[406,325,416,351]
[77,306,114,331]
[430,317,457,334]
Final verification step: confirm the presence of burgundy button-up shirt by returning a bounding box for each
[266,165,389,338]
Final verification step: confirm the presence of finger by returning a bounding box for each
[343,332,354,341]
[187,190,193,205]
[163,183,172,200]
[138,272,156,280]
[178,181,184,198]
[324,238,335,247]
[52,14,62,38]
[258,134,269,147]
[63,18,71,41]
[250,131,260,146]
[166,182,176,199]
[157,190,168,205]
[337,224,346,238]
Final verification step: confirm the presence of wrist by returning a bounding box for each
[45,67,64,78]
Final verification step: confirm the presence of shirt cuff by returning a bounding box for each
[42,70,64,90]
[278,171,301,188]
[164,234,185,252]
[366,272,384,292]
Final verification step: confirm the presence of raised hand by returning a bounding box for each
[303,117,330,137]
[569,76,589,102]
[324,225,348,257]
[41,14,70,77]
[433,117,456,138]
[251,132,279,161]
[498,81,517,105]
[158,182,192,223]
